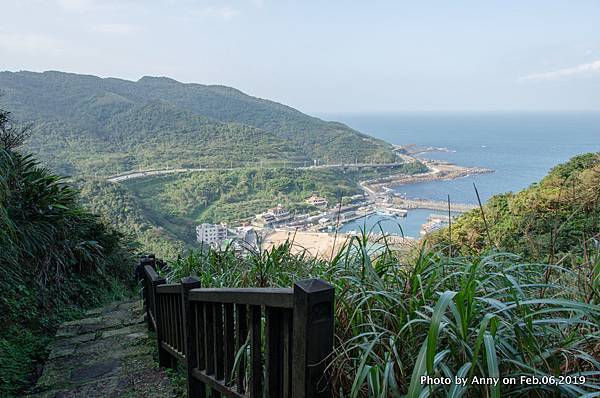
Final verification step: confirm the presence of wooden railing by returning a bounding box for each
[140,255,334,397]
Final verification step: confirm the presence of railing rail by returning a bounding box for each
[140,255,334,398]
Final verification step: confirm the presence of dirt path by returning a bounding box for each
[26,300,176,398]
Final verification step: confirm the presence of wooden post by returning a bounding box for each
[140,256,156,331]
[250,305,263,398]
[181,276,203,397]
[266,307,284,397]
[152,275,171,368]
[292,279,335,398]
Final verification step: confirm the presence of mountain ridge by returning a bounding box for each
[0,70,395,176]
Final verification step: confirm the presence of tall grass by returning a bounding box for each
[165,227,600,397]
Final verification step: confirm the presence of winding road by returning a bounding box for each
[106,161,412,183]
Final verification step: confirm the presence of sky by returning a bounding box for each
[1,0,600,113]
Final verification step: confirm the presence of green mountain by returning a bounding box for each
[0,70,395,176]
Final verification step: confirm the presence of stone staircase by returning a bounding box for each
[26,300,176,398]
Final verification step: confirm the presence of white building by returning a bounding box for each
[306,195,328,208]
[256,212,275,224]
[236,226,258,249]
[271,204,290,218]
[196,223,228,246]
[254,204,292,227]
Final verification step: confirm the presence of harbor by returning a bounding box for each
[251,191,472,240]
[246,155,485,244]
[193,149,492,255]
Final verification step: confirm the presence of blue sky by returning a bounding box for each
[1,0,599,113]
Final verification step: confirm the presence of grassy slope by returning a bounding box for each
[78,178,187,260]
[430,152,600,263]
[24,101,306,176]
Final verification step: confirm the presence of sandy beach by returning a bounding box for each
[263,229,417,259]
[262,230,350,259]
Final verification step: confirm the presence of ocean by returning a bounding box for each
[323,113,600,237]
[337,209,460,237]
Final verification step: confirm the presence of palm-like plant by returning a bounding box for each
[0,108,134,396]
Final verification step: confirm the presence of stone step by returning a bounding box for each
[26,300,176,398]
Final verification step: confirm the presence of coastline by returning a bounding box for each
[253,148,495,257]
[360,158,494,196]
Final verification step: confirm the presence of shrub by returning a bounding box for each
[0,118,134,395]
[164,228,599,397]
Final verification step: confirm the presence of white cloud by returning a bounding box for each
[56,0,94,11]
[0,32,63,54]
[521,60,600,82]
[197,5,240,21]
[56,0,142,12]
[91,23,141,34]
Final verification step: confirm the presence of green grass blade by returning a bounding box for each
[484,333,500,398]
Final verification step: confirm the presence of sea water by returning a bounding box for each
[323,112,600,237]
[338,209,460,237]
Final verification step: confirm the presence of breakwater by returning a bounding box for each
[393,198,477,213]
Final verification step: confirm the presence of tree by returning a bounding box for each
[0,107,31,150]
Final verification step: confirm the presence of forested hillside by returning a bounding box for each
[77,163,427,258]
[77,179,185,260]
[0,71,395,176]
[432,152,600,264]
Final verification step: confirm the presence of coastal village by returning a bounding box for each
[194,150,491,258]
[104,144,493,258]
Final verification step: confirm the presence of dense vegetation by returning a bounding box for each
[0,108,134,397]
[155,154,599,397]
[78,178,186,260]
[133,164,426,224]
[163,231,599,397]
[431,152,600,264]
[0,70,395,176]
